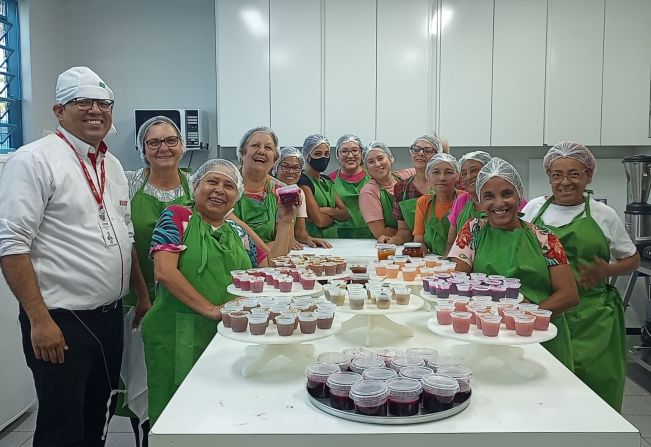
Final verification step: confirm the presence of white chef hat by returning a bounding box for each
[55,66,114,104]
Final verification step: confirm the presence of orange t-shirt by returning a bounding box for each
[413,194,455,236]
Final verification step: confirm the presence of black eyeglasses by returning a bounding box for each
[145,136,182,149]
[66,98,114,112]
[279,164,302,173]
[410,145,436,155]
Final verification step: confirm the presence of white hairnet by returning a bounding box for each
[302,134,330,158]
[190,159,244,199]
[411,134,443,154]
[335,134,364,157]
[363,141,394,165]
[476,157,523,202]
[237,127,279,163]
[458,151,492,171]
[136,116,185,165]
[272,146,305,176]
[543,141,597,174]
[426,153,459,178]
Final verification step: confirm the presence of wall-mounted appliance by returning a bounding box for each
[134,109,208,150]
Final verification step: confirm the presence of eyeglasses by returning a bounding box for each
[145,136,182,149]
[410,145,436,155]
[548,169,588,183]
[66,98,114,112]
[339,149,360,157]
[279,164,302,173]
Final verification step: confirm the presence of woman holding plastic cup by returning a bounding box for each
[297,134,348,239]
[272,146,331,249]
[412,153,460,255]
[359,141,414,238]
[328,134,374,238]
[448,158,578,370]
[522,141,639,410]
[142,159,297,424]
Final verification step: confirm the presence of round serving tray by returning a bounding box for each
[226,282,323,298]
[335,295,424,316]
[308,392,471,425]
[314,269,353,281]
[426,317,557,346]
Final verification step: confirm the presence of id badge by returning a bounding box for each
[99,221,118,246]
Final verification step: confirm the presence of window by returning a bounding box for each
[0,0,20,152]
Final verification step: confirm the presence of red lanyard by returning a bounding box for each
[56,130,106,214]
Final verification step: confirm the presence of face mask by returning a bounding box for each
[308,156,330,173]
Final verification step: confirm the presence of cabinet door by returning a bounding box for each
[545,0,604,145]
[376,0,434,146]
[438,0,493,147]
[601,0,651,145]
[216,0,270,146]
[270,0,322,147]
[324,0,376,145]
[491,0,547,146]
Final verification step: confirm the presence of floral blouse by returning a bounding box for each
[448,217,569,268]
[150,205,266,266]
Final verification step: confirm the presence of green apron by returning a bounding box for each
[423,192,456,255]
[379,175,400,229]
[304,173,338,239]
[456,197,479,231]
[141,210,252,424]
[533,196,626,410]
[116,170,191,418]
[233,177,278,243]
[398,176,421,232]
[473,219,574,371]
[334,171,373,239]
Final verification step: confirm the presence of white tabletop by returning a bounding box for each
[150,310,639,447]
[290,238,378,261]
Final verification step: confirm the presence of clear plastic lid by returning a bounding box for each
[426,355,464,369]
[399,366,435,380]
[350,357,386,373]
[405,347,439,359]
[420,373,460,395]
[349,380,390,404]
[305,362,340,382]
[386,377,422,398]
[390,355,425,371]
[318,351,350,367]
[298,312,317,321]
[404,242,422,248]
[343,347,376,360]
[530,309,552,317]
[436,365,472,381]
[362,367,398,381]
[326,372,363,394]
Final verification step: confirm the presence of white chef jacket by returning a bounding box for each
[0,127,134,310]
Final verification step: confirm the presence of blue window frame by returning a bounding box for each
[0,0,21,152]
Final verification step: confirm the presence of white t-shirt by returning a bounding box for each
[521,196,636,260]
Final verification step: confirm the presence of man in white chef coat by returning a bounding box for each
[0,66,148,447]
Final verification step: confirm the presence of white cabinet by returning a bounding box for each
[601,0,651,146]
[216,0,270,147]
[491,0,547,146]
[323,0,376,145]
[438,0,493,147]
[544,0,605,146]
[269,0,322,147]
[376,0,434,146]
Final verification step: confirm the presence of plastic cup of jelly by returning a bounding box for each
[530,309,552,330]
[376,291,392,310]
[394,287,412,305]
[349,380,390,416]
[316,309,335,329]
[390,355,425,372]
[405,347,438,360]
[374,348,403,367]
[348,292,366,310]
[350,357,386,374]
[399,366,435,382]
[385,264,400,279]
[425,355,464,372]
[502,309,524,330]
[452,296,470,312]
[277,184,301,207]
[450,311,472,334]
[420,373,459,412]
[402,267,418,282]
[480,314,502,337]
[247,314,269,335]
[326,372,363,410]
[435,304,454,325]
[514,314,536,336]
[386,378,422,416]
[221,302,243,328]
[305,362,340,398]
[363,367,398,381]
[298,311,317,334]
[276,315,296,336]
[229,310,250,333]
[318,351,351,371]
[436,366,472,403]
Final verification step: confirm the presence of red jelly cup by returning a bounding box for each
[420,373,459,412]
[326,372,363,410]
[277,184,301,207]
[305,362,340,399]
[450,311,472,334]
[386,378,422,416]
[479,314,502,337]
[530,309,552,330]
[435,305,454,325]
[514,314,536,336]
[349,380,390,416]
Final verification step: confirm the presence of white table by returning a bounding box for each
[290,238,378,261]
[150,310,639,447]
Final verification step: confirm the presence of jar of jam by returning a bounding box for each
[377,244,397,261]
[402,242,424,258]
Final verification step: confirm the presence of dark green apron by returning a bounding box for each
[533,196,626,410]
[304,173,338,239]
[142,210,252,424]
[233,177,278,243]
[116,170,191,418]
[334,171,373,239]
[473,219,574,371]
[378,175,400,229]
[456,197,480,231]
[398,176,421,232]
[423,192,456,255]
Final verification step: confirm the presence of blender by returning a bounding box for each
[623,154,651,256]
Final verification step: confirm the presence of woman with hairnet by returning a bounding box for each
[141,159,297,424]
[232,127,286,246]
[359,142,414,238]
[272,146,331,249]
[412,153,460,255]
[449,158,578,369]
[378,134,441,245]
[297,134,348,238]
[522,141,639,410]
[328,134,374,238]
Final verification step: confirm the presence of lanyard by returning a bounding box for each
[56,130,107,218]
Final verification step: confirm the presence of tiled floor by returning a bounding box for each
[3,363,651,447]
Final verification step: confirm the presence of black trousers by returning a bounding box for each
[19,302,123,447]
